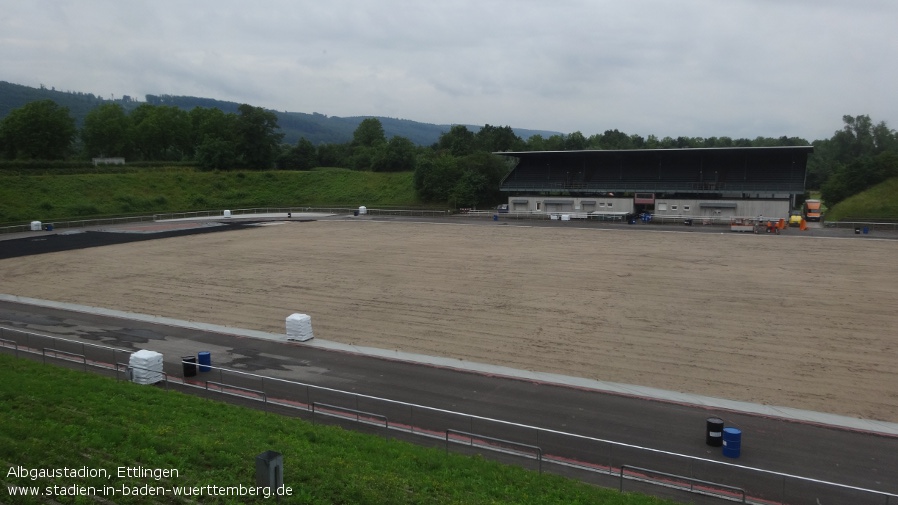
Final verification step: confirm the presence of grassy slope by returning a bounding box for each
[0,168,421,224]
[4,168,896,226]
[0,355,673,505]
[825,177,898,221]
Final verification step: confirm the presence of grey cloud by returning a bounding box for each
[1,0,896,140]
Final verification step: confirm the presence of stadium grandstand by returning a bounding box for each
[495,146,813,220]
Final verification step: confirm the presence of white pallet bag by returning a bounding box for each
[129,349,164,385]
[286,313,314,341]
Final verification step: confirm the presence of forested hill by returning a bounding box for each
[0,81,559,146]
[0,81,106,128]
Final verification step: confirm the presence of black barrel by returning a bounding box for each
[182,356,197,378]
[706,417,724,446]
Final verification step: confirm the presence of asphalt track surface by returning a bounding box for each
[2,215,897,504]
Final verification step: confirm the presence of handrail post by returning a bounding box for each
[609,442,613,477]
[782,475,786,505]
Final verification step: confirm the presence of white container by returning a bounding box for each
[358,206,367,215]
[129,349,164,385]
[223,210,231,218]
[561,214,571,221]
[30,221,42,231]
[286,313,314,341]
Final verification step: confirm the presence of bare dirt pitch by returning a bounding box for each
[3,220,897,422]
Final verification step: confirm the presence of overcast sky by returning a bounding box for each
[2,0,895,141]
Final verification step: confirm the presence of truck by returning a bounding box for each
[803,199,822,222]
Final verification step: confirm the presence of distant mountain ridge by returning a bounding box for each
[0,80,560,146]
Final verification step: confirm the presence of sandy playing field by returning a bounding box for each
[3,220,897,422]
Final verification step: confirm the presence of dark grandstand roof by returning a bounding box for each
[496,146,813,196]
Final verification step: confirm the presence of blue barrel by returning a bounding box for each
[198,351,211,372]
[722,427,742,458]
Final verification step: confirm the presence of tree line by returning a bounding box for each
[0,100,284,170]
[810,115,898,206]
[1,98,896,208]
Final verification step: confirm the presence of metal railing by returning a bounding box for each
[621,465,746,503]
[1,207,451,234]
[446,429,542,474]
[7,330,126,373]
[0,337,18,357]
[312,403,389,431]
[153,207,449,221]
[205,380,267,403]
[0,214,156,234]
[42,347,88,371]
[825,220,898,231]
[1,325,896,505]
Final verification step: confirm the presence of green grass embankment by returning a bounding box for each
[0,354,675,504]
[824,177,898,222]
[0,168,421,224]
